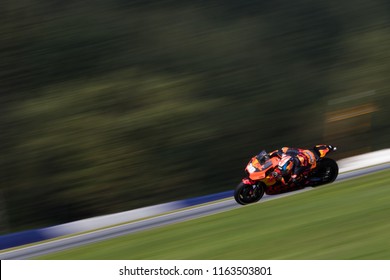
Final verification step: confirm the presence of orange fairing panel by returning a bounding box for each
[262,175,277,186]
[246,157,279,181]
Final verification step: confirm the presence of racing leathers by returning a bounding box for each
[270,147,317,186]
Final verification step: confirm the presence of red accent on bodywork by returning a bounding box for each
[242,178,256,185]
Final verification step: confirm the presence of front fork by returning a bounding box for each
[241,178,260,197]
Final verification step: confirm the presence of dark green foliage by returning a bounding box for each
[0,0,389,233]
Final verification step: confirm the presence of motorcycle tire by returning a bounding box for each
[311,157,339,187]
[234,182,265,205]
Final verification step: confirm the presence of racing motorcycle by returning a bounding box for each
[234,145,339,205]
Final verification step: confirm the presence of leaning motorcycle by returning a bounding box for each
[234,145,339,205]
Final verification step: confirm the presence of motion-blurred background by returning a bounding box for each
[0,0,389,234]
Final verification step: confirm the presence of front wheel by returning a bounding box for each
[234,182,265,205]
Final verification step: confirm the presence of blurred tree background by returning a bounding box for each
[0,0,389,233]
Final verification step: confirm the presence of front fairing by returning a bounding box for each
[245,156,279,181]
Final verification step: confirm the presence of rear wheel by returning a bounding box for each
[234,182,265,205]
[311,158,339,186]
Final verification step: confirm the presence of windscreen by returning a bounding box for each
[259,159,273,170]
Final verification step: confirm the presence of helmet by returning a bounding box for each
[257,150,270,164]
[278,155,294,176]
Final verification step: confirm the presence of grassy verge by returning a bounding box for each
[39,170,390,259]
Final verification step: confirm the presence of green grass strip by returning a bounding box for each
[39,170,390,260]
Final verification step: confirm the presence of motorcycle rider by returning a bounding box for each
[256,145,335,186]
[269,146,324,186]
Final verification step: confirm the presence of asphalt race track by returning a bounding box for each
[1,163,389,260]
